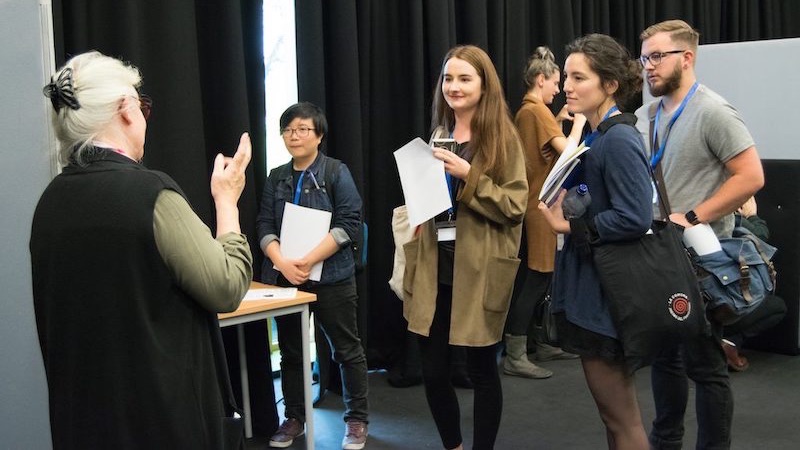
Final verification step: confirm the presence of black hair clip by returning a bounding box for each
[43,67,81,112]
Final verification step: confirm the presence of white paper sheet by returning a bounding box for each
[393,137,453,227]
[243,288,298,301]
[278,203,332,281]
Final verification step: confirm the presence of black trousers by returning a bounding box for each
[417,284,502,450]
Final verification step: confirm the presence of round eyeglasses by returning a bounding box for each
[281,126,316,138]
[138,94,153,121]
[639,50,685,67]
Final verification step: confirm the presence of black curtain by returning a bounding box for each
[53,0,800,377]
[294,0,800,370]
[53,0,266,257]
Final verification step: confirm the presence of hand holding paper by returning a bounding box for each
[394,138,452,227]
[278,203,332,281]
[538,141,589,206]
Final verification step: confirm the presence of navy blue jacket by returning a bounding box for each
[256,152,362,284]
[552,114,654,338]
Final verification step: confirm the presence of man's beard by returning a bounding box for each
[648,63,682,97]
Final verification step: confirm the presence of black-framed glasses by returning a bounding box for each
[639,50,686,67]
[281,126,315,138]
[138,94,153,121]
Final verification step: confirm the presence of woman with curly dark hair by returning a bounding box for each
[539,34,652,449]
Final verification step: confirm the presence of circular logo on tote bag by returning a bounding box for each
[668,293,692,321]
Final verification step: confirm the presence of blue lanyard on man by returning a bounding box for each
[583,105,620,147]
[650,82,699,169]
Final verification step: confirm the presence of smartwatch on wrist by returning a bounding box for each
[685,210,701,226]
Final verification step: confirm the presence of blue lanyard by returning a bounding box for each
[292,171,306,204]
[293,169,322,205]
[445,133,458,219]
[583,105,619,147]
[650,82,699,169]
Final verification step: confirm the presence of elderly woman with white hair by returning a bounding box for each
[30,51,253,449]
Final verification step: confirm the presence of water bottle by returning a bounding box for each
[562,184,591,219]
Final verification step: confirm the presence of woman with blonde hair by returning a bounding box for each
[504,46,586,379]
[403,45,528,450]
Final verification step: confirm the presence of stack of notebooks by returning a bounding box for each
[538,142,589,206]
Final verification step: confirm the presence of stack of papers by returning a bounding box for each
[538,142,589,206]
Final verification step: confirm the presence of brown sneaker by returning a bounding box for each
[342,420,368,449]
[269,418,304,448]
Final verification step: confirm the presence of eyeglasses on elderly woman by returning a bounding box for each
[138,94,153,121]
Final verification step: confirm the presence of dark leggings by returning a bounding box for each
[418,284,502,450]
[506,269,551,335]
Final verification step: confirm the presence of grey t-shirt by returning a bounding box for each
[635,84,755,237]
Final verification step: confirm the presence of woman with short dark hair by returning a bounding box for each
[256,102,369,449]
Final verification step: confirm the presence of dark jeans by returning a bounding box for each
[275,277,369,423]
[418,284,502,450]
[649,322,732,450]
[506,269,551,336]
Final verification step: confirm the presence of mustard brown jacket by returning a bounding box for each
[403,137,528,346]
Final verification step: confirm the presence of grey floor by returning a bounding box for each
[246,349,799,449]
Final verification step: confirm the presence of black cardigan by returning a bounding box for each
[31,151,236,449]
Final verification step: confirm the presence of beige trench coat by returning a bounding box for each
[402,139,528,346]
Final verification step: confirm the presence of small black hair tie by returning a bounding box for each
[43,67,81,112]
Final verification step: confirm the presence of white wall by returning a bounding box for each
[695,38,800,160]
[0,0,56,447]
[644,38,800,160]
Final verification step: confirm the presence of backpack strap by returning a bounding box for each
[321,158,342,205]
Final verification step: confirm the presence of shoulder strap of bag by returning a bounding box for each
[323,157,364,235]
[648,101,673,218]
[322,157,341,201]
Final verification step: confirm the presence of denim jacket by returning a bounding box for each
[256,152,362,285]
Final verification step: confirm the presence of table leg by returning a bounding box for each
[301,305,314,450]
[237,324,253,438]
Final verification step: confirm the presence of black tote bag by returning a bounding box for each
[591,174,708,373]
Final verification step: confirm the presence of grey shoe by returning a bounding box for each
[343,420,368,449]
[269,418,304,448]
[504,334,553,379]
[533,342,579,362]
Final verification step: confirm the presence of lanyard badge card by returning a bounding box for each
[431,138,458,242]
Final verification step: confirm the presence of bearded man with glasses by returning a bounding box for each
[635,20,764,450]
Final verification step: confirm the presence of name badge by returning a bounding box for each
[436,221,456,242]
